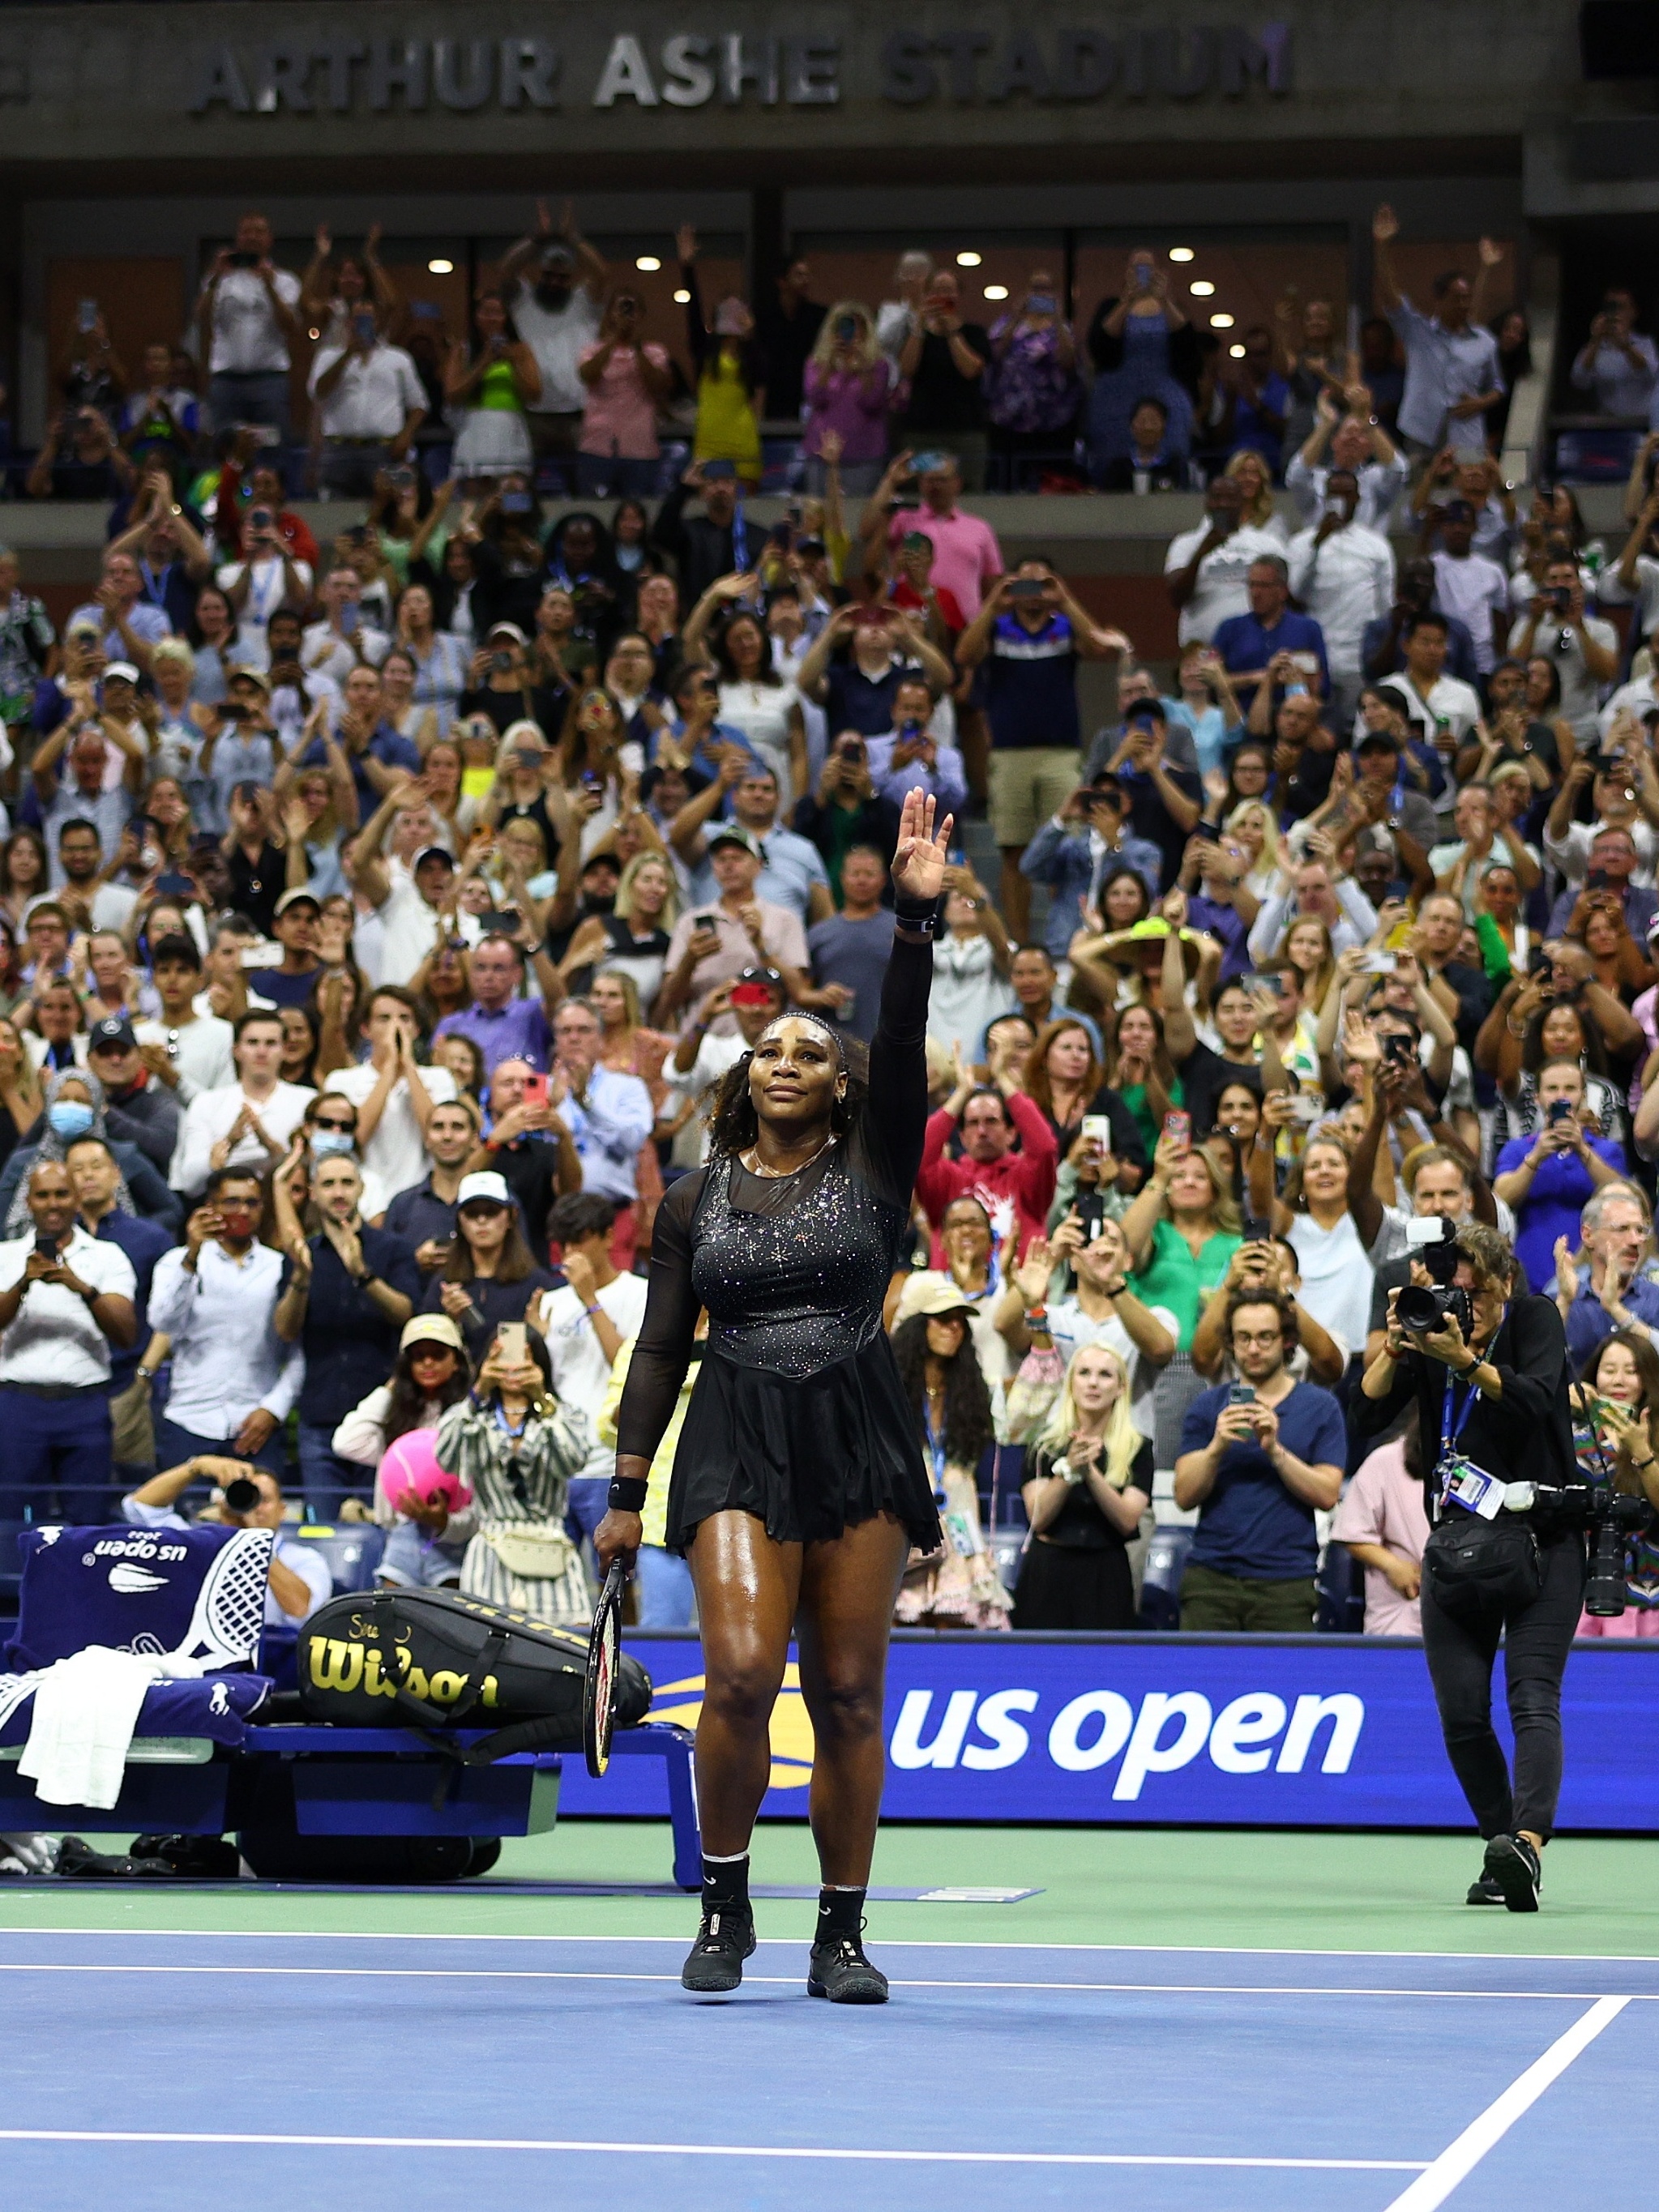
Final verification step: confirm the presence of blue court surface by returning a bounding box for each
[0,1925,1640,2211]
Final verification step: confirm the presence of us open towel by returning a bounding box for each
[15,1646,207,1809]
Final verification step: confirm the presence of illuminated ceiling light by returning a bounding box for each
[1169,247,1195,263]
[1189,280,1216,297]
[635,254,661,272]
[427,258,454,275]
[1229,344,1246,358]
[956,250,982,267]
[983,284,1009,301]
[673,288,691,304]
[1210,312,1236,329]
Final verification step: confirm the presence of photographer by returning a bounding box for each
[122,1454,331,1626]
[1356,1220,1581,1911]
[1173,1288,1346,1630]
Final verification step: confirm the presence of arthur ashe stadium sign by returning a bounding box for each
[185,23,1294,117]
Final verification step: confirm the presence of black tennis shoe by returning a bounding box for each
[1466,1869,1505,1905]
[680,1905,756,1993]
[1482,1833,1542,1912]
[807,1928,889,2004]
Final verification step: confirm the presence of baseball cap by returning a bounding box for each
[101,662,139,685]
[414,845,455,871]
[486,621,528,646]
[88,1015,138,1053]
[66,614,100,639]
[226,664,272,693]
[904,1275,979,1322]
[701,459,738,483]
[538,242,576,271]
[273,888,321,918]
[400,1313,466,1355]
[456,1171,512,1211]
[707,826,763,860]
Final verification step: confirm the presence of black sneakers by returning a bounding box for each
[807,1927,890,2004]
[1466,1869,1506,1905]
[1481,1833,1542,1912]
[680,1904,756,1992]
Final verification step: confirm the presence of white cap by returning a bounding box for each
[102,661,140,685]
[456,1171,512,1210]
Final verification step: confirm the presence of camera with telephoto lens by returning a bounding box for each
[222,1476,261,1518]
[1396,1215,1473,1338]
[1583,1489,1654,1617]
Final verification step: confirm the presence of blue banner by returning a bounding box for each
[553,1633,1659,1832]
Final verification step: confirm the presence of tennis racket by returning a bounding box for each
[583,1556,626,1778]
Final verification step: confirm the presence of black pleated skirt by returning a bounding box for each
[665,1339,944,1556]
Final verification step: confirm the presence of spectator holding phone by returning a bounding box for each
[998,1218,1176,1440]
[1173,1287,1345,1630]
[1014,1342,1152,1630]
[1493,1058,1629,1292]
[195,213,303,446]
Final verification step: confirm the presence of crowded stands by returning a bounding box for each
[5,198,1659,1651]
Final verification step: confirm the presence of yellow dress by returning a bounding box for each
[694,347,763,484]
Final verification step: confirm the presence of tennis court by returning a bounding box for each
[2,1822,1648,2211]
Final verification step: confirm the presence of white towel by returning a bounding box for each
[16,1646,205,1810]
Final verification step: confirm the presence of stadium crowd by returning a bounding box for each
[2,203,1659,1650]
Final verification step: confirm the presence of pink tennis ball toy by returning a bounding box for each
[380,1429,471,1516]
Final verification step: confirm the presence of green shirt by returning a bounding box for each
[1118,1074,1185,1162]
[1132,1217,1241,1351]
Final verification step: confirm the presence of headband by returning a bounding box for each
[757,1012,847,1069]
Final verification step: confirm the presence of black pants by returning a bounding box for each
[1419,1527,1586,1843]
[1012,1539,1135,1630]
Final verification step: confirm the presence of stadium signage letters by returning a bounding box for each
[556,1634,1659,1831]
[185,23,1293,117]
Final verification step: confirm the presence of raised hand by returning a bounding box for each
[891,787,953,904]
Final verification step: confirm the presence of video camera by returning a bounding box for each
[1396,1215,1473,1338]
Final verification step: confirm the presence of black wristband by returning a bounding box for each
[893,892,943,938]
[609,1475,648,1514]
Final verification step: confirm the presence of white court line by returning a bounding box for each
[6,1924,1659,1970]
[0,2127,1425,2172]
[1,1960,1655,2004]
[1381,1995,1630,2211]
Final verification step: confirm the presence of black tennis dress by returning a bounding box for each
[615,919,943,1555]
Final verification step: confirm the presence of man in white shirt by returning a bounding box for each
[1164,476,1290,647]
[1428,502,1510,676]
[0,1157,137,1520]
[148,1166,304,1473]
[348,778,458,988]
[1507,555,1619,743]
[1285,400,1409,532]
[216,509,312,670]
[1570,289,1658,420]
[308,323,427,500]
[1285,471,1396,727]
[324,986,457,1202]
[1246,856,1379,963]
[170,1009,316,1200]
[498,202,606,491]
[134,933,234,1106]
[536,1189,649,1544]
[1375,613,1483,792]
[301,568,391,688]
[196,211,304,442]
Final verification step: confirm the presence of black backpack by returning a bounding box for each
[297,1585,652,1762]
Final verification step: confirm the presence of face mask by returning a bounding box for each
[310,1130,356,1159]
[47,1103,95,1141]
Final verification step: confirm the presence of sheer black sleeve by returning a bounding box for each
[613,1169,706,1467]
[848,916,934,1211]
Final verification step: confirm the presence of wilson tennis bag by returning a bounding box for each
[297,1586,652,1762]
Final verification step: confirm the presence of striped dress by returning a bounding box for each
[435,1394,594,1623]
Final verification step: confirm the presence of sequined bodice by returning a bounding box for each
[691,1153,904,1379]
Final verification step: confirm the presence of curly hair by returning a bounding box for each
[705,1036,870,1157]
[1225,1286,1301,1356]
[891,1310,995,1469]
[1453,1220,1520,1294]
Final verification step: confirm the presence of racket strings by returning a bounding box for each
[186,1530,273,1664]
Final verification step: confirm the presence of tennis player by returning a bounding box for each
[597,788,950,2002]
